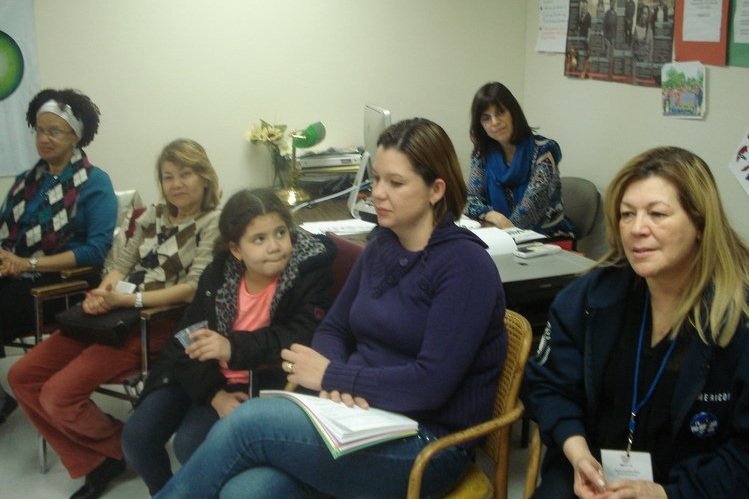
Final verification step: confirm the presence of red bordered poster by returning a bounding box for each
[674,0,730,65]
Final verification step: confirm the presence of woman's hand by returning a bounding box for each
[0,249,26,277]
[87,283,131,312]
[320,390,369,409]
[603,480,667,499]
[185,329,231,362]
[563,435,607,499]
[210,389,249,418]
[82,284,122,315]
[281,343,330,392]
[483,210,515,229]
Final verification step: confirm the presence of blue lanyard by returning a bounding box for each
[626,290,677,455]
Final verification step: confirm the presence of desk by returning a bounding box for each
[293,198,350,223]
[294,198,594,329]
[492,251,593,334]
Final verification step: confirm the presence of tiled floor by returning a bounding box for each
[1,348,530,498]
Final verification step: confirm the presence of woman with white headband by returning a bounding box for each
[0,89,117,425]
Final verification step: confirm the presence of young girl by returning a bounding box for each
[121,188,336,495]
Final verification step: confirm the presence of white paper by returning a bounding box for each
[469,227,517,256]
[300,219,375,235]
[455,217,481,229]
[601,449,653,482]
[114,280,136,294]
[502,227,546,244]
[728,126,749,198]
[683,0,724,42]
[734,0,749,44]
[536,0,569,53]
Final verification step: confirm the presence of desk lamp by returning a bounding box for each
[277,121,326,206]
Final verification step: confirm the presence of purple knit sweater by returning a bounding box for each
[312,218,507,438]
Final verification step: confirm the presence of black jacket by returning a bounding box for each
[524,266,749,498]
[141,230,336,405]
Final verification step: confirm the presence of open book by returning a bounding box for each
[260,390,418,459]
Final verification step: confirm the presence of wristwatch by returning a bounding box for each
[134,292,144,309]
[29,256,39,272]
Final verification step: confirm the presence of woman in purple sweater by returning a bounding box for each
[154,118,507,498]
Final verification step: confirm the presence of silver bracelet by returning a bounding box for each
[134,291,144,309]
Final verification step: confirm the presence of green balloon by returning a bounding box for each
[0,30,25,101]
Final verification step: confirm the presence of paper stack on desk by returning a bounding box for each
[301,219,376,235]
[469,227,518,256]
[502,227,545,244]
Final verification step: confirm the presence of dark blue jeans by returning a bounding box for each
[121,384,218,494]
[153,397,470,498]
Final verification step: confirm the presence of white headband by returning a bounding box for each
[37,99,84,139]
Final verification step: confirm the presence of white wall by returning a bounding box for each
[523,0,749,242]
[5,1,746,244]
[2,0,526,205]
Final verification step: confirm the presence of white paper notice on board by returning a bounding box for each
[728,126,749,198]
[683,0,723,42]
[735,0,749,44]
[536,0,569,53]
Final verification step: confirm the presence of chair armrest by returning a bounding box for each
[60,266,97,280]
[406,402,524,499]
[523,421,543,499]
[139,304,187,322]
[30,280,89,299]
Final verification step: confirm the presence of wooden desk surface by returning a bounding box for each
[293,198,350,224]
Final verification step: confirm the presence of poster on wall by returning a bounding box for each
[661,62,705,119]
[564,0,675,86]
[728,0,749,67]
[0,1,39,177]
[728,126,749,198]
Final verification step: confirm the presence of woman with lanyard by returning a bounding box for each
[464,81,574,239]
[0,89,117,423]
[524,147,749,498]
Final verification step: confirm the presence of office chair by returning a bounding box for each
[560,177,605,257]
[406,309,533,499]
[325,231,364,297]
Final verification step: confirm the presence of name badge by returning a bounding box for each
[601,449,653,482]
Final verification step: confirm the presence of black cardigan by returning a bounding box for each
[141,233,336,405]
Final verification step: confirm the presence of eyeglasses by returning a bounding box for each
[33,127,72,140]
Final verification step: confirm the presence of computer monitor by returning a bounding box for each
[363,104,392,175]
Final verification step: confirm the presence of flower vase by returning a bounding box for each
[268,144,291,189]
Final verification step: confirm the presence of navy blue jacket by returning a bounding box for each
[524,265,749,498]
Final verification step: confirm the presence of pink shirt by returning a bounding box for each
[220,275,278,385]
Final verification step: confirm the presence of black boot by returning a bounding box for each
[70,457,126,499]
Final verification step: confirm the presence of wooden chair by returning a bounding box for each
[406,309,533,499]
[523,422,543,498]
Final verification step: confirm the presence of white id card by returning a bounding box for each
[601,449,653,482]
[114,280,137,294]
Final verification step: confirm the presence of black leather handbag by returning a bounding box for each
[56,304,140,347]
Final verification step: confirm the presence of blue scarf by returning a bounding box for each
[485,134,534,217]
